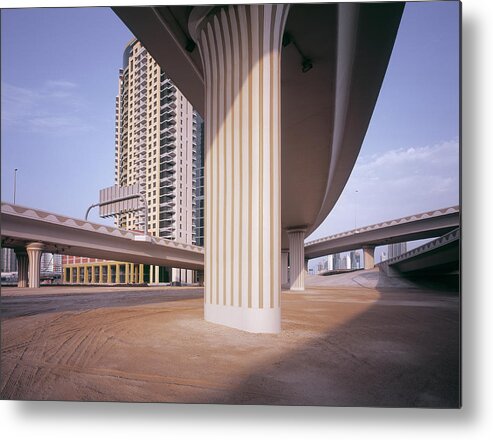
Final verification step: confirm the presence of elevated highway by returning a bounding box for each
[1,202,204,288]
[379,228,460,276]
[305,206,460,268]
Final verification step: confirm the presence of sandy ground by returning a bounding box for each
[0,270,460,407]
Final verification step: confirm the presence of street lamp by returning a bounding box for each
[13,168,18,204]
[354,189,359,230]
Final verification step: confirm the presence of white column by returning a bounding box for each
[171,267,180,284]
[14,248,29,288]
[149,264,154,284]
[26,242,44,288]
[363,246,375,270]
[281,249,289,288]
[192,4,289,333]
[287,228,306,291]
[186,269,193,285]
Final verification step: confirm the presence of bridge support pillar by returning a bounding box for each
[363,246,375,270]
[26,242,44,288]
[287,228,307,291]
[281,249,289,289]
[14,248,29,288]
[192,4,289,333]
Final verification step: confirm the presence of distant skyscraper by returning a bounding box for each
[40,253,62,274]
[343,255,351,270]
[333,253,342,270]
[114,38,204,283]
[327,255,334,271]
[349,250,360,269]
[1,248,17,272]
[388,242,407,259]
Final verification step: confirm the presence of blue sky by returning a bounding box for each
[1,7,132,222]
[305,1,460,267]
[1,3,460,265]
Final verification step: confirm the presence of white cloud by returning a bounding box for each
[309,139,459,240]
[45,80,77,89]
[1,80,90,135]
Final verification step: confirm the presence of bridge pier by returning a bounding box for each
[363,245,375,270]
[192,4,289,333]
[26,242,44,288]
[287,228,307,291]
[14,247,29,288]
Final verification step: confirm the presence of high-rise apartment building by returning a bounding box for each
[349,250,361,269]
[1,248,17,273]
[114,38,203,283]
[40,253,62,274]
[388,242,407,259]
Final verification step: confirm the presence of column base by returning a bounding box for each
[289,287,305,292]
[204,303,281,334]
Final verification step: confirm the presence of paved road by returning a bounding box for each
[0,273,460,407]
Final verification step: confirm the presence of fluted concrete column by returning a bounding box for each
[155,265,160,284]
[281,249,289,288]
[192,4,289,333]
[130,263,134,284]
[149,264,154,284]
[26,242,44,288]
[287,228,306,291]
[99,264,104,284]
[139,264,144,284]
[14,248,29,288]
[363,246,375,270]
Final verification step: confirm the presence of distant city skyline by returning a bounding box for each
[1,3,459,270]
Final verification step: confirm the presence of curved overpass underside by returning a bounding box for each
[114,3,404,244]
[113,4,404,333]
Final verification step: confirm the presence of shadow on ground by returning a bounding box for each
[0,288,204,319]
[211,271,460,408]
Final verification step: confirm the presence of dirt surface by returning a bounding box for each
[0,272,460,407]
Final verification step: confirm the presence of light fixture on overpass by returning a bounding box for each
[282,32,313,73]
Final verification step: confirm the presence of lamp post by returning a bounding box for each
[13,168,18,204]
[354,189,359,230]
